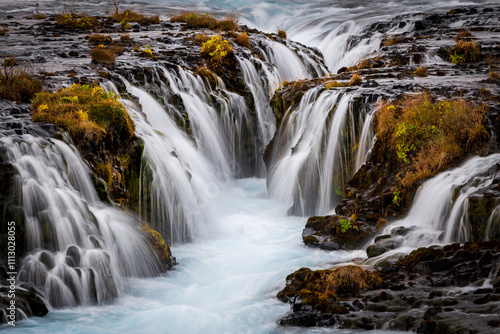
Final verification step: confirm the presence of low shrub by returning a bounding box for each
[375,93,489,188]
[32,84,135,146]
[235,32,251,48]
[109,9,158,24]
[171,12,238,31]
[88,34,113,45]
[277,30,287,39]
[138,46,158,60]
[348,74,362,86]
[325,81,347,89]
[414,66,428,77]
[455,29,472,40]
[200,35,234,63]
[0,58,42,103]
[449,39,480,63]
[54,13,97,30]
[90,46,116,65]
[194,33,210,45]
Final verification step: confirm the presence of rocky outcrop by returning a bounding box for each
[278,240,500,333]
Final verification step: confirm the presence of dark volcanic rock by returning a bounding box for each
[278,240,500,332]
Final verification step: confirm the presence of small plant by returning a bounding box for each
[88,34,113,45]
[194,33,210,45]
[414,66,428,77]
[348,74,362,86]
[450,52,466,64]
[90,46,116,65]
[277,30,287,39]
[340,219,359,233]
[449,39,480,63]
[139,45,158,60]
[392,189,401,206]
[488,70,500,82]
[326,81,347,89]
[455,29,472,40]
[200,35,234,63]
[120,20,131,29]
[0,58,42,103]
[236,32,251,49]
[54,13,97,30]
[171,12,238,31]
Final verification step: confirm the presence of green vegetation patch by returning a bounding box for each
[32,84,134,146]
[200,35,234,63]
[54,13,98,30]
[376,93,489,188]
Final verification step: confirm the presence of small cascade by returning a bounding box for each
[267,89,375,216]
[253,37,328,81]
[118,81,219,244]
[354,106,377,171]
[1,135,161,308]
[236,55,277,147]
[368,154,500,262]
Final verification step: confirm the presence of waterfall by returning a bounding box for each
[119,81,218,244]
[1,135,162,308]
[253,37,328,81]
[368,154,500,262]
[236,55,277,147]
[267,89,375,216]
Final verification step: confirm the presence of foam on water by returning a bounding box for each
[5,179,379,334]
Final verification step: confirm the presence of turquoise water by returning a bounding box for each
[4,179,376,334]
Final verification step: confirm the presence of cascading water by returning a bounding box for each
[0,135,162,308]
[267,88,376,216]
[366,154,500,263]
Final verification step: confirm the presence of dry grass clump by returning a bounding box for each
[171,12,238,31]
[194,33,210,45]
[90,46,116,65]
[291,266,382,312]
[376,93,489,187]
[450,39,480,63]
[109,9,159,25]
[195,66,218,89]
[325,81,347,89]
[277,30,287,39]
[54,13,97,30]
[0,58,42,103]
[236,32,251,49]
[414,66,428,77]
[32,84,134,146]
[88,34,113,45]
[348,74,362,86]
[455,29,473,40]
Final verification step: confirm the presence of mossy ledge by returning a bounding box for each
[31,84,142,208]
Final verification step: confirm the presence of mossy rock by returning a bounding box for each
[140,224,175,272]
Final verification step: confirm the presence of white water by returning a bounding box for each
[366,154,500,264]
[267,88,374,216]
[0,135,161,308]
[6,178,400,334]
